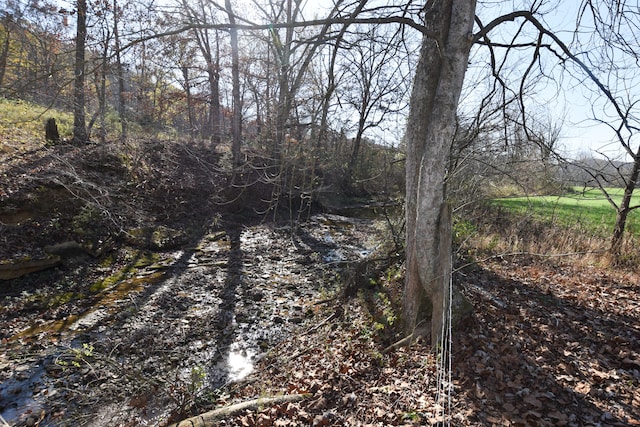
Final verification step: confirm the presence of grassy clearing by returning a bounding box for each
[0,97,73,152]
[473,187,640,266]
[491,187,640,237]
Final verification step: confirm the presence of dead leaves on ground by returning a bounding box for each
[220,260,639,426]
[218,300,452,426]
[456,261,640,426]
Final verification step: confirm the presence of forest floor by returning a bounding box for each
[0,138,639,426]
[226,259,640,427]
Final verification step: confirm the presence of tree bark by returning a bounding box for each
[347,120,366,181]
[226,0,242,167]
[273,0,293,164]
[167,394,310,427]
[0,21,10,89]
[181,64,196,138]
[610,149,640,259]
[403,0,476,344]
[45,118,60,143]
[113,0,127,141]
[94,41,109,143]
[73,0,88,144]
[187,2,221,145]
[207,34,221,145]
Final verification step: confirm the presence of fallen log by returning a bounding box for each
[168,393,311,427]
[0,256,61,280]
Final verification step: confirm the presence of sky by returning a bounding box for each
[302,0,640,161]
[473,0,640,161]
[24,0,640,161]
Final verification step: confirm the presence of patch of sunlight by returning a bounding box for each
[226,347,254,381]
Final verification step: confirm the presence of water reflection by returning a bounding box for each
[226,347,254,381]
[209,341,255,387]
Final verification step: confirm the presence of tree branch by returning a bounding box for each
[474,10,640,138]
[167,394,311,427]
[121,15,430,53]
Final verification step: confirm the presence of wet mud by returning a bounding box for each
[0,214,381,426]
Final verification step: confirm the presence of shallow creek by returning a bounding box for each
[0,214,381,426]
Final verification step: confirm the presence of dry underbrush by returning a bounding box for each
[459,204,640,268]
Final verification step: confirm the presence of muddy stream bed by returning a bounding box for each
[0,214,382,426]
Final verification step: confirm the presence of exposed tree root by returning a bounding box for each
[382,322,430,353]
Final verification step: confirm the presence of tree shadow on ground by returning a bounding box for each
[207,225,244,388]
[454,263,639,426]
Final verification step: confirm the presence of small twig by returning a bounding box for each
[0,413,11,427]
[382,321,429,354]
[313,296,338,305]
[453,249,608,274]
[300,306,343,337]
[275,307,345,364]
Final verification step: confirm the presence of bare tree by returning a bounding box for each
[175,37,199,138]
[88,0,119,143]
[113,0,128,140]
[468,1,640,262]
[183,0,223,144]
[0,2,73,105]
[0,7,16,89]
[251,0,344,162]
[572,1,640,260]
[7,0,640,341]
[225,0,243,167]
[341,24,410,181]
[73,0,88,143]
[404,0,640,341]
[403,0,476,343]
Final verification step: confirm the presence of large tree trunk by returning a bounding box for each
[403,0,476,344]
[73,0,88,144]
[226,0,242,167]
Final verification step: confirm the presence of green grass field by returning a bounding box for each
[0,98,73,133]
[492,187,640,236]
[0,97,73,149]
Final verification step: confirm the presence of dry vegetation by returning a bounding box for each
[462,203,640,268]
[0,112,639,426]
[207,254,640,426]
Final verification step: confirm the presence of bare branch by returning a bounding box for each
[475,10,640,141]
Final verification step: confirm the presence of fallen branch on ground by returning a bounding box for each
[300,306,343,337]
[382,322,430,354]
[167,393,312,427]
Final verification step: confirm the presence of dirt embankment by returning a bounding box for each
[1,140,639,427]
[0,138,390,426]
